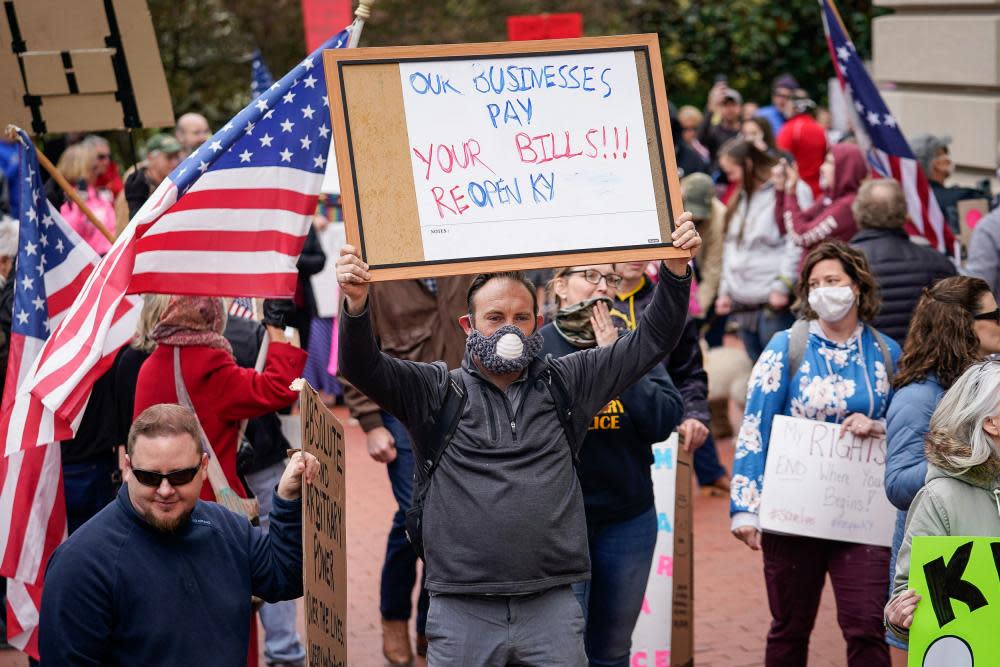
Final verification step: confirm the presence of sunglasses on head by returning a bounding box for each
[130,465,201,488]
[974,308,1000,324]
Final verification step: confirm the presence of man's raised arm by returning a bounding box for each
[551,214,699,423]
[336,245,448,440]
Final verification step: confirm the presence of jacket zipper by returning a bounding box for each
[482,381,519,443]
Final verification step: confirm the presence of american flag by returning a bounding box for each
[0,128,136,657]
[228,296,255,320]
[251,48,276,98]
[12,28,350,452]
[820,0,955,254]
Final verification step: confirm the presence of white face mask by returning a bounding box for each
[808,285,856,323]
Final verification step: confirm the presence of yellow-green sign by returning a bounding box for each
[908,536,1000,667]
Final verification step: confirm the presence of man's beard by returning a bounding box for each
[147,507,194,534]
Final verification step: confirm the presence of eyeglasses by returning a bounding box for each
[130,465,201,488]
[564,269,624,290]
[973,308,1000,324]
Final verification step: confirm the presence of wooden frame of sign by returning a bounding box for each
[323,34,688,281]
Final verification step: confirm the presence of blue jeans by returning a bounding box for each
[381,412,429,634]
[739,307,795,363]
[573,506,658,667]
[693,433,728,487]
[63,456,116,535]
[245,461,306,664]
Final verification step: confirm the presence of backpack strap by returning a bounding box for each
[867,325,895,384]
[419,369,467,481]
[785,319,811,385]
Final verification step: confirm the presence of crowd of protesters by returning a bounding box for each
[0,65,998,667]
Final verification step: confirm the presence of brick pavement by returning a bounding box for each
[0,408,852,667]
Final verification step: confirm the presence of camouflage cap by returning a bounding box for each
[681,172,715,220]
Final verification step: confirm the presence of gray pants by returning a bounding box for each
[425,585,587,666]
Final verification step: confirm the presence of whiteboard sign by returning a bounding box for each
[759,415,896,547]
[398,51,660,260]
[323,36,685,280]
[631,433,677,664]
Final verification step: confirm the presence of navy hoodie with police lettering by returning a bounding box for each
[38,483,303,666]
[540,323,684,527]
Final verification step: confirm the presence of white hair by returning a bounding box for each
[0,217,17,258]
[82,135,109,149]
[928,361,1000,472]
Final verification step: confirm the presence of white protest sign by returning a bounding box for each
[397,51,661,261]
[631,433,678,666]
[760,415,895,547]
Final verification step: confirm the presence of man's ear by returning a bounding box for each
[200,453,209,471]
[984,416,1000,438]
[458,314,473,334]
[535,314,544,331]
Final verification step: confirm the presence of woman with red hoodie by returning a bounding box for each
[772,143,869,263]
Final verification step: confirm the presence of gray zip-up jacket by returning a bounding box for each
[886,444,1000,641]
[339,264,691,595]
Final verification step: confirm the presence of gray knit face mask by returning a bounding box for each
[466,324,544,375]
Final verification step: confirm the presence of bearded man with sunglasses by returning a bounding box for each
[38,403,319,666]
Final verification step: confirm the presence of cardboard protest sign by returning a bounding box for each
[323,35,687,280]
[1,0,174,134]
[759,415,896,547]
[907,536,1000,667]
[300,381,347,667]
[670,441,694,667]
[630,433,694,667]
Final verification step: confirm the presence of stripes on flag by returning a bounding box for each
[820,0,955,255]
[0,129,118,658]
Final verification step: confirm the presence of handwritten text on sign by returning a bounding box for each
[759,415,895,547]
[398,51,660,261]
[631,434,678,666]
[301,382,347,667]
[908,537,1000,667]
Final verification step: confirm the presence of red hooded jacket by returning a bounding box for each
[775,143,869,265]
[777,113,828,198]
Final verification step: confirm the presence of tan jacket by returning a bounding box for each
[341,276,472,431]
[694,198,725,315]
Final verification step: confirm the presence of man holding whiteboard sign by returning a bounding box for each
[335,214,699,665]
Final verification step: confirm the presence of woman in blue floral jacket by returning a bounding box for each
[730,241,901,667]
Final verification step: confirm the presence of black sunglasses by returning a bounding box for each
[130,465,201,488]
[973,308,1000,324]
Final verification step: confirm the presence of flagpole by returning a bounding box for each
[3,125,116,244]
[347,0,377,48]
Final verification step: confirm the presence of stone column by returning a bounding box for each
[873,0,1000,185]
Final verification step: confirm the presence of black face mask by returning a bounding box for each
[466,324,544,374]
[554,297,615,348]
